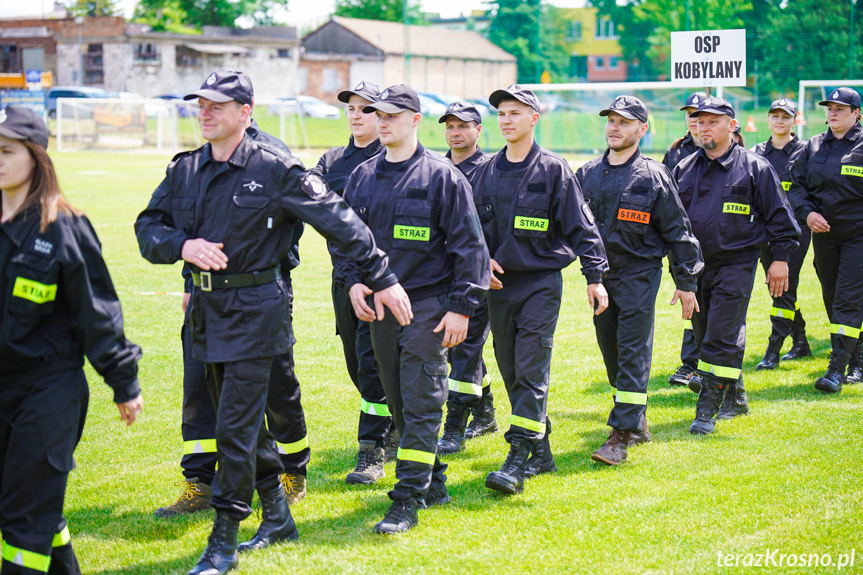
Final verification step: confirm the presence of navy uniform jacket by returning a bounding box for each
[0,208,141,401]
[788,122,863,235]
[472,142,608,285]
[576,149,703,290]
[310,136,384,195]
[672,143,800,266]
[135,134,397,363]
[662,133,699,172]
[752,135,806,195]
[445,147,490,184]
[333,143,489,317]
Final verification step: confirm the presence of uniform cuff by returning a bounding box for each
[367,272,399,293]
[675,280,698,293]
[112,380,141,404]
[585,271,604,285]
[448,300,475,317]
[770,249,790,263]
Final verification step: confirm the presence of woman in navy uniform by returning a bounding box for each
[788,87,863,392]
[0,105,143,575]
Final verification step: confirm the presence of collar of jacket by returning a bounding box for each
[0,204,39,247]
[764,134,799,155]
[374,141,425,173]
[601,146,641,169]
[201,133,256,169]
[346,136,383,158]
[825,121,862,143]
[693,141,737,171]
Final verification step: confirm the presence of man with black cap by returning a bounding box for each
[435,101,497,454]
[673,96,799,435]
[788,86,863,392]
[471,84,608,494]
[332,84,489,534]
[155,68,311,519]
[577,95,703,465]
[136,68,411,574]
[752,98,812,370]
[310,81,397,486]
[664,91,706,391]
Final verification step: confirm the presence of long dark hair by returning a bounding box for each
[14,141,79,232]
[669,131,690,150]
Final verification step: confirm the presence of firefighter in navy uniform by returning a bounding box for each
[309,81,398,486]
[752,98,812,370]
[787,87,863,392]
[577,96,703,465]
[135,69,410,575]
[473,85,608,494]
[664,91,706,390]
[673,97,799,434]
[156,87,311,517]
[332,85,489,534]
[0,105,143,575]
[436,101,498,454]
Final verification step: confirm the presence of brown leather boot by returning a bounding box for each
[591,429,631,465]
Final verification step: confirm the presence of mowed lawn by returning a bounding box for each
[45,149,862,575]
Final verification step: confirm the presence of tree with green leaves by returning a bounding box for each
[132,0,289,32]
[333,0,423,24]
[66,0,120,17]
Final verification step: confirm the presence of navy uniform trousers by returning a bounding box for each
[331,276,392,447]
[760,226,812,340]
[487,272,561,445]
[0,368,87,575]
[593,268,660,432]
[446,299,492,407]
[693,260,759,383]
[181,279,309,485]
[370,295,448,501]
[812,228,863,354]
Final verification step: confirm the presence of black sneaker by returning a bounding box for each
[346,440,385,485]
[417,483,451,508]
[373,499,418,534]
[669,364,696,387]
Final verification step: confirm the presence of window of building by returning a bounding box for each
[594,56,605,70]
[322,68,339,93]
[0,44,20,73]
[83,43,103,85]
[595,18,618,39]
[134,43,159,63]
[276,48,291,58]
[609,56,620,70]
[567,21,582,42]
[570,54,587,79]
[176,46,200,68]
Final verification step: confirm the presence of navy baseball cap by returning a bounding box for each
[438,101,482,125]
[681,91,708,110]
[689,96,735,119]
[184,67,254,106]
[768,98,797,116]
[600,95,648,122]
[819,87,861,108]
[0,105,49,149]
[488,84,541,113]
[363,85,421,114]
[338,81,381,104]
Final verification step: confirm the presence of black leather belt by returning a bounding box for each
[192,267,279,292]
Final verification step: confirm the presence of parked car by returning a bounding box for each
[416,93,447,117]
[152,93,195,118]
[267,95,341,119]
[46,86,112,118]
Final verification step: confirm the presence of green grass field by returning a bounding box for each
[36,149,863,574]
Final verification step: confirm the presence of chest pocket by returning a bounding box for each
[614,188,653,236]
[8,253,59,319]
[476,197,494,224]
[721,184,754,219]
[233,194,270,210]
[840,151,863,179]
[513,182,551,238]
[393,191,432,251]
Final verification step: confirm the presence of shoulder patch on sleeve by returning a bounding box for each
[582,202,595,225]
[301,172,330,200]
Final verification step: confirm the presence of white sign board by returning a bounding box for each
[670,29,747,87]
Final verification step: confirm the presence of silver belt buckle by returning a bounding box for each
[200,271,212,292]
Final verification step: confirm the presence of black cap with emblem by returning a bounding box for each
[599,95,648,123]
[769,98,797,116]
[689,96,735,119]
[362,85,421,114]
[0,105,49,149]
[338,81,381,104]
[488,84,541,113]
[184,67,254,106]
[438,101,482,125]
[818,87,862,109]
[680,91,708,111]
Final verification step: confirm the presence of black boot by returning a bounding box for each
[238,482,299,552]
[815,349,850,394]
[48,543,81,575]
[845,342,863,385]
[756,336,784,370]
[187,512,240,575]
[437,402,470,454]
[485,439,532,494]
[373,498,418,534]
[689,375,728,435]
[417,482,451,508]
[525,421,556,478]
[781,330,812,361]
[465,393,498,438]
[717,376,750,419]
